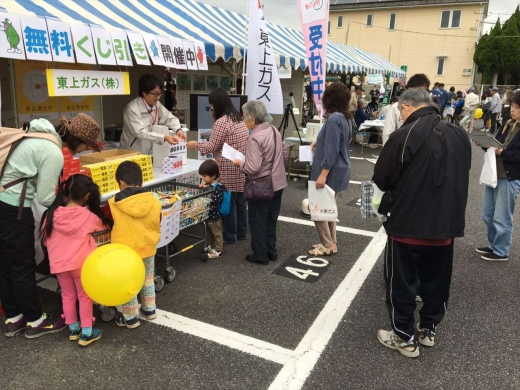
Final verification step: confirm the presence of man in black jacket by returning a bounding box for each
[373,89,471,358]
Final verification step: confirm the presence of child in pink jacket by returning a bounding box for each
[41,174,110,347]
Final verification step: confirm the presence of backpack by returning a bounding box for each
[219,185,231,216]
[0,124,61,219]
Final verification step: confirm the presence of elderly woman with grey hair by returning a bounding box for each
[233,101,288,265]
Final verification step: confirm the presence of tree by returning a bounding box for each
[500,15,520,84]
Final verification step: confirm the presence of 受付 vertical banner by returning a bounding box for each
[245,0,283,114]
[299,0,329,115]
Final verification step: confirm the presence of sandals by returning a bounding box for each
[309,244,337,256]
[207,249,222,259]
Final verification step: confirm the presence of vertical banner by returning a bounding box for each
[298,0,329,114]
[45,18,75,63]
[70,23,97,65]
[20,16,53,62]
[193,40,208,71]
[245,0,283,114]
[127,32,150,66]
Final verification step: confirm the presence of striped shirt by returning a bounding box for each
[196,115,249,192]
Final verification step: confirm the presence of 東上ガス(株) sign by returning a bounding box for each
[46,69,130,96]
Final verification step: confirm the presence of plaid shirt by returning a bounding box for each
[196,115,249,192]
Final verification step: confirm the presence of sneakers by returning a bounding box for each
[245,254,269,265]
[207,249,222,259]
[481,252,509,261]
[377,329,419,358]
[415,296,423,302]
[417,325,435,347]
[476,246,493,254]
[4,316,27,337]
[78,329,102,347]
[25,314,67,339]
[69,329,81,341]
[141,309,157,320]
[115,313,141,329]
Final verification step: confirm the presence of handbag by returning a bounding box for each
[360,181,375,219]
[378,120,446,217]
[243,127,277,202]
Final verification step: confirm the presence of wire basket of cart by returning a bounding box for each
[147,181,214,286]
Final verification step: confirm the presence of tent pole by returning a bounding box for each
[242,0,250,96]
[9,60,19,129]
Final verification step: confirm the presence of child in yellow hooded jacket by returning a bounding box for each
[108,161,161,329]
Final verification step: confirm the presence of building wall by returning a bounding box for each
[330,2,485,90]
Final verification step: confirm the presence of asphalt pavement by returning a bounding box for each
[2,125,520,389]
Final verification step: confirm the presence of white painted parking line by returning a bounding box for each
[278,216,377,237]
[143,309,296,365]
[269,227,387,390]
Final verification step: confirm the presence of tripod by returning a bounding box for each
[278,103,304,143]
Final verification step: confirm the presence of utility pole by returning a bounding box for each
[345,21,350,45]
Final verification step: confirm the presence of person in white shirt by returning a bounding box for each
[462,87,480,133]
[489,86,503,134]
[383,73,432,145]
[121,74,185,155]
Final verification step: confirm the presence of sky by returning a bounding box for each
[200,0,516,34]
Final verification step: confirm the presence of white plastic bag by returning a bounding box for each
[461,115,471,124]
[480,147,498,188]
[371,183,387,223]
[308,181,337,222]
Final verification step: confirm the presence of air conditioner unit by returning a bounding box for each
[462,68,472,75]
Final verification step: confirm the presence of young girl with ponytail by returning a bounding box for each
[41,174,111,346]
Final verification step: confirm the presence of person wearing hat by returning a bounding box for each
[121,74,185,155]
[489,86,503,135]
[349,85,365,114]
[0,114,103,339]
[462,87,480,133]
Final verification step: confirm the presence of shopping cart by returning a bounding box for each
[147,181,214,286]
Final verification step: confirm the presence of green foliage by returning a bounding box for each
[474,9,520,85]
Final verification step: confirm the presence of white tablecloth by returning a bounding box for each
[284,136,311,147]
[358,120,385,132]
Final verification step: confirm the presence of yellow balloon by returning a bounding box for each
[81,244,145,307]
[475,108,483,119]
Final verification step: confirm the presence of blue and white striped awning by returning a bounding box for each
[1,0,405,77]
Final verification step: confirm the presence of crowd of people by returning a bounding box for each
[2,72,520,363]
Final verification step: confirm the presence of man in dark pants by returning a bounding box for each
[373,89,471,358]
[489,86,503,134]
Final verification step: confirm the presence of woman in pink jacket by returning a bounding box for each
[41,174,110,346]
[234,100,288,265]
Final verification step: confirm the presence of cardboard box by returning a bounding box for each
[80,149,140,165]
[162,157,183,175]
[62,147,74,161]
[63,158,81,171]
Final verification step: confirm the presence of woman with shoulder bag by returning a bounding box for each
[233,101,288,265]
[475,92,520,261]
[309,83,352,256]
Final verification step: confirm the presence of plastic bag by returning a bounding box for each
[360,181,375,219]
[461,115,471,124]
[308,181,337,222]
[371,183,387,222]
[480,147,498,188]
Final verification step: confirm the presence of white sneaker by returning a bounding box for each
[377,329,419,358]
[417,324,435,347]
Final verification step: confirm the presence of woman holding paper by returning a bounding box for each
[187,88,249,243]
[475,92,520,262]
[233,100,288,265]
[309,83,352,256]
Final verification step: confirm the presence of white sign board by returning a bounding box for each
[170,37,187,70]
[45,18,75,63]
[157,200,181,248]
[46,69,130,96]
[0,14,26,60]
[70,23,97,64]
[90,26,116,65]
[193,39,208,71]
[367,74,384,84]
[182,40,199,70]
[278,66,292,79]
[143,33,165,66]
[127,32,150,66]
[111,30,133,66]
[157,36,176,68]
[20,16,52,61]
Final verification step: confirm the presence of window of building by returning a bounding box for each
[389,13,396,30]
[366,14,373,27]
[338,15,344,28]
[440,10,462,28]
[328,20,331,35]
[437,58,445,76]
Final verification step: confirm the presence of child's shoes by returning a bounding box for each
[78,329,102,347]
[141,309,157,320]
[207,249,222,259]
[115,313,140,329]
[69,329,81,341]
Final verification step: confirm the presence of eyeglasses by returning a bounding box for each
[148,92,162,98]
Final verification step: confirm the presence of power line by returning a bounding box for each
[341,19,476,38]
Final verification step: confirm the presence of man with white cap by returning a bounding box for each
[463,87,480,133]
[489,86,503,134]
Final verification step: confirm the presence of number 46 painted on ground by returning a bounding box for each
[286,256,329,280]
